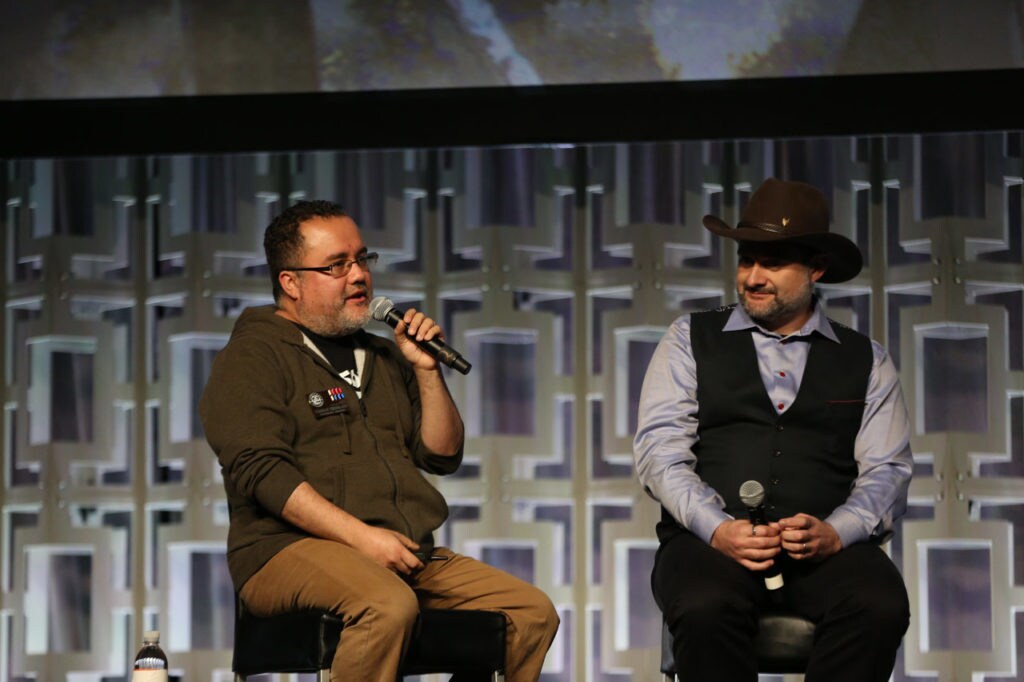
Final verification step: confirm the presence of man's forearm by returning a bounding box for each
[280,481,368,545]
[414,366,464,455]
[280,481,424,572]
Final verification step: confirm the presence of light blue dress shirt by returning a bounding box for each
[633,301,913,549]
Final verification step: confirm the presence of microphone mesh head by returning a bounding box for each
[369,296,394,321]
[738,480,765,507]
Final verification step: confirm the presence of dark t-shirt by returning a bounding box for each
[295,325,357,376]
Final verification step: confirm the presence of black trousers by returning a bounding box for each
[653,530,909,682]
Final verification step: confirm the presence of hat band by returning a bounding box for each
[737,220,789,234]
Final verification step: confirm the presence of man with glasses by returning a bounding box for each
[200,200,558,682]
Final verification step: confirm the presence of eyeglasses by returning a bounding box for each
[285,252,379,278]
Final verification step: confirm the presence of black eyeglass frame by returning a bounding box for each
[283,252,380,278]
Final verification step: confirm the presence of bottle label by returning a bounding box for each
[132,671,168,682]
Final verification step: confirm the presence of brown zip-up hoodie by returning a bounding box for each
[199,305,462,589]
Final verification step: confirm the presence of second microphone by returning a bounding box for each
[370,296,472,375]
[739,479,784,593]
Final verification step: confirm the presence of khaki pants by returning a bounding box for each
[239,538,559,682]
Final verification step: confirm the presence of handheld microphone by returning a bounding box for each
[370,296,472,375]
[739,480,784,593]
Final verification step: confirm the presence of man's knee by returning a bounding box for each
[516,585,560,634]
[377,587,420,623]
[535,591,560,633]
[342,585,419,635]
[854,582,910,637]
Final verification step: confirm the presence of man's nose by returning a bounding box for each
[743,264,768,285]
[347,262,369,283]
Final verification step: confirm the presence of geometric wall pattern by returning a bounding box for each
[1,131,1023,680]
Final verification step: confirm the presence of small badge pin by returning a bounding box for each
[307,388,349,418]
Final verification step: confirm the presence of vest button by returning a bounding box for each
[771,478,780,485]
[773,450,781,457]
[776,425,784,431]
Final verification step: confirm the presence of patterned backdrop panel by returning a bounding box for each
[2,132,1023,681]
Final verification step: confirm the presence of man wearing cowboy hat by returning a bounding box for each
[634,178,913,681]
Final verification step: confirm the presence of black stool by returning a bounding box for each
[660,610,815,679]
[232,604,507,681]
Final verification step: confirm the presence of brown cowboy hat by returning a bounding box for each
[702,177,862,283]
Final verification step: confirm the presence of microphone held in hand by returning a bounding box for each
[369,296,472,375]
[739,479,784,593]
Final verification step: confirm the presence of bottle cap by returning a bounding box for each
[143,630,160,643]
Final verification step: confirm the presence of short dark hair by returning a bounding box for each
[264,200,348,302]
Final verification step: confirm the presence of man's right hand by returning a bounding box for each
[710,519,782,571]
[350,526,425,575]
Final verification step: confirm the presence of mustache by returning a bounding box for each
[742,285,776,294]
[344,285,369,298]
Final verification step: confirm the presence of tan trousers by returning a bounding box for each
[239,538,559,682]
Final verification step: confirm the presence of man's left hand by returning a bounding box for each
[777,513,842,561]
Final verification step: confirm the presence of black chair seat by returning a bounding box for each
[660,610,815,677]
[233,604,506,680]
[233,608,343,676]
[753,612,816,673]
[402,609,507,676]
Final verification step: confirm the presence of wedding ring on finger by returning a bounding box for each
[751,526,758,537]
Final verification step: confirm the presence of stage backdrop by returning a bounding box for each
[1,131,1024,681]
[2,0,1022,100]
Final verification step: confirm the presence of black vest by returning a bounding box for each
[659,306,872,538]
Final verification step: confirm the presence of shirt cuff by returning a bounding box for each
[824,507,869,549]
[691,508,734,545]
[255,462,308,515]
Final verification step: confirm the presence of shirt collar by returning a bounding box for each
[723,298,840,343]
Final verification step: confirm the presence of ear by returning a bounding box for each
[808,255,829,282]
[278,269,301,300]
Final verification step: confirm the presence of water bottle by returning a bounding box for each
[131,630,168,682]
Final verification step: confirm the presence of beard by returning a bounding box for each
[296,296,371,337]
[738,276,815,331]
